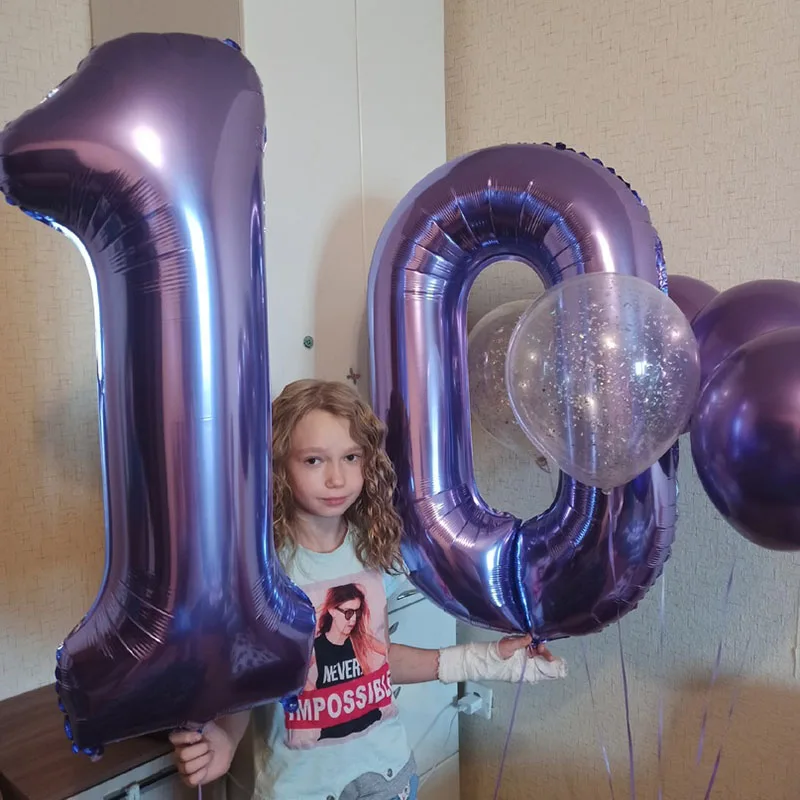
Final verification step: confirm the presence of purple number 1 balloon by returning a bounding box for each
[369,143,678,641]
[0,34,314,752]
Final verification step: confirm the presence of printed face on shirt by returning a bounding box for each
[287,410,365,520]
[331,598,362,638]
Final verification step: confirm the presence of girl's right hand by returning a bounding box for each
[169,722,235,787]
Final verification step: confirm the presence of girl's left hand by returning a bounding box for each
[497,634,555,662]
[437,635,566,685]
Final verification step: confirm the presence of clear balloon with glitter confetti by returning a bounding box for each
[468,298,550,470]
[507,272,700,490]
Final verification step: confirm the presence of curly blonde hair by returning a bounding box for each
[272,379,404,574]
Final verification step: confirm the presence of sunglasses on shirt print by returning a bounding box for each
[335,605,362,621]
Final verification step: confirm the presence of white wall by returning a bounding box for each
[242,0,446,395]
[447,1,800,798]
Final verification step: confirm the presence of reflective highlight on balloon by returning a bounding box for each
[369,143,678,640]
[0,33,314,751]
[467,298,549,469]
[507,272,700,489]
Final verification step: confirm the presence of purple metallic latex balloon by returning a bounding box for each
[0,34,314,751]
[369,143,677,640]
[667,274,719,323]
[691,327,800,551]
[692,279,800,389]
[667,275,719,433]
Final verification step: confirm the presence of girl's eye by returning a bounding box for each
[344,454,361,463]
[305,457,322,466]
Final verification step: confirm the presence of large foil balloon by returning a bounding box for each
[467,298,549,469]
[691,327,800,551]
[369,142,678,640]
[692,279,800,388]
[667,274,719,323]
[507,272,700,489]
[0,34,315,752]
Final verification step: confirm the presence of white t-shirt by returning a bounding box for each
[253,530,411,799]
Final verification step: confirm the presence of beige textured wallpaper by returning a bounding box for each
[0,0,101,700]
[448,0,800,798]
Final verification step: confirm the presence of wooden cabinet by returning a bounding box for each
[0,685,181,800]
[66,755,187,800]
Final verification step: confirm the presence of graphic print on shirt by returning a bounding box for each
[284,569,397,748]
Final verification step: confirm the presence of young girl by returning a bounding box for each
[170,380,566,799]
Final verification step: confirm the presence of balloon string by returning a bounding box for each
[193,723,204,800]
[492,660,526,800]
[696,560,736,766]
[656,569,667,800]
[702,632,751,799]
[616,620,636,800]
[703,750,723,800]
[606,498,636,800]
[581,639,617,800]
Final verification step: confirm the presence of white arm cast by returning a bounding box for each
[438,642,567,684]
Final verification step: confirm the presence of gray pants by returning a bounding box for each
[337,754,418,800]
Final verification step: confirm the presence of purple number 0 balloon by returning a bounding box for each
[0,34,314,752]
[369,143,678,641]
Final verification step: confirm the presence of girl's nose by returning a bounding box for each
[326,464,345,487]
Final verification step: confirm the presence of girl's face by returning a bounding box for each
[287,410,365,521]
